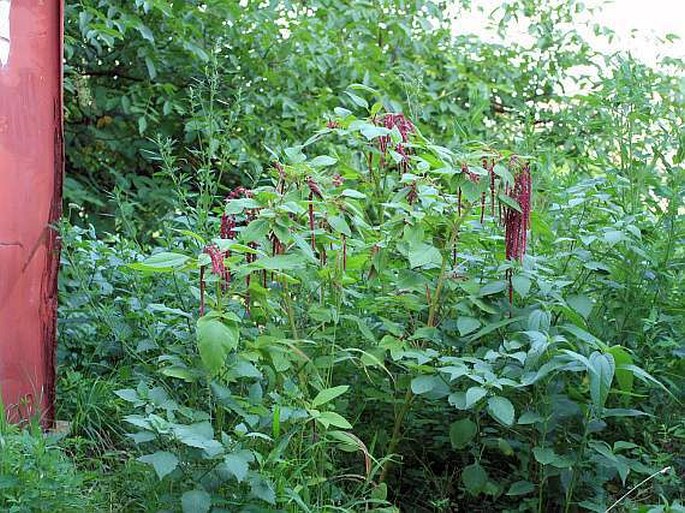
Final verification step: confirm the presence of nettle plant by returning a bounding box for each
[122,90,668,512]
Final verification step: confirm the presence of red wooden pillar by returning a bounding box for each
[0,0,63,427]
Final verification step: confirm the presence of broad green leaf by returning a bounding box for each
[197,316,240,375]
[224,450,254,483]
[128,252,189,272]
[181,490,211,513]
[311,385,350,408]
[138,451,178,480]
[317,411,353,430]
[457,316,480,336]
[507,481,535,496]
[487,396,515,426]
[511,275,532,297]
[449,418,477,449]
[465,386,487,409]
[310,155,338,167]
[461,463,488,495]
[566,295,594,320]
[411,375,440,395]
[408,243,442,269]
[328,215,352,236]
[607,346,633,393]
[479,280,507,296]
[249,475,276,504]
[589,351,615,411]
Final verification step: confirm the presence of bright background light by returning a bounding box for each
[452,0,685,67]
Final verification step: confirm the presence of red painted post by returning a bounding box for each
[0,0,63,427]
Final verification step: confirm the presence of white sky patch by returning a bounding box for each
[451,0,685,68]
[0,0,9,67]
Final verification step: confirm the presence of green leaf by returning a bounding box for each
[449,418,478,449]
[317,411,353,429]
[328,215,352,236]
[411,375,440,395]
[249,475,276,504]
[311,385,350,408]
[408,243,442,269]
[345,91,369,109]
[465,386,487,409]
[461,463,488,495]
[457,317,480,336]
[241,218,270,243]
[138,451,178,480]
[487,396,515,426]
[498,193,522,213]
[181,490,211,513]
[310,155,338,167]
[224,450,254,483]
[566,295,594,319]
[511,275,532,297]
[507,481,535,496]
[196,316,240,375]
[128,252,189,272]
[588,351,615,411]
[479,280,507,296]
[607,346,633,393]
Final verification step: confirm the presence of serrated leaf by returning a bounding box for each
[181,489,211,513]
[465,386,487,409]
[511,275,532,297]
[487,396,515,426]
[224,450,253,483]
[197,316,240,375]
[457,316,480,336]
[411,375,440,395]
[462,463,488,495]
[138,451,178,480]
[408,243,442,269]
[449,418,478,449]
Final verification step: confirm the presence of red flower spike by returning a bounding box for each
[199,266,206,316]
[376,113,415,172]
[204,244,226,277]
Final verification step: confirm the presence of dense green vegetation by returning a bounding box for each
[3,1,684,512]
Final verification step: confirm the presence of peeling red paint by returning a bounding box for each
[0,1,63,427]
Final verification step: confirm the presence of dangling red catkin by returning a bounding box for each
[503,161,532,309]
[342,234,347,271]
[199,266,205,317]
[309,191,315,250]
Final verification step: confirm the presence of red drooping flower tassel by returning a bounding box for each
[503,162,531,262]
[199,266,205,316]
[342,234,347,271]
[306,177,322,251]
[376,112,415,173]
[502,161,532,309]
